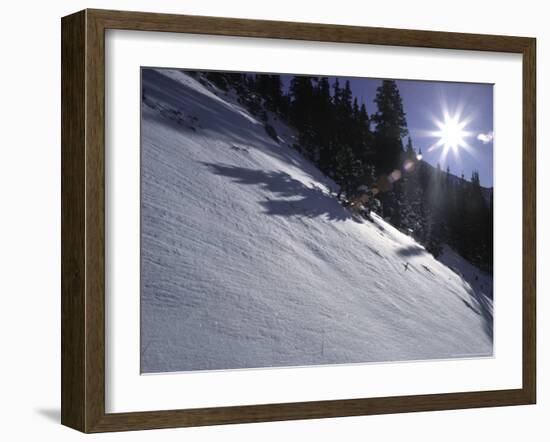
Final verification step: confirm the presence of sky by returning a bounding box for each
[281,75,494,187]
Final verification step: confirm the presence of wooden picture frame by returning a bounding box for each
[61,8,536,433]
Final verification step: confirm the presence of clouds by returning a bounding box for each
[477,131,494,144]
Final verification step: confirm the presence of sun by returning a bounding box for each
[436,115,468,152]
[428,111,473,162]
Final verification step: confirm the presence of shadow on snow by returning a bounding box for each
[202,162,359,223]
[396,245,426,257]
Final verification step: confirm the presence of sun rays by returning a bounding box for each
[427,108,476,164]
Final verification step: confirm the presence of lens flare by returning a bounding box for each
[403,160,415,171]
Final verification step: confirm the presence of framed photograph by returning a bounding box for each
[61,9,536,433]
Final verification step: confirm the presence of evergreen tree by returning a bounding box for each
[312,77,334,171]
[405,137,415,160]
[289,76,315,155]
[400,138,424,235]
[332,80,359,194]
[264,75,283,112]
[372,80,408,172]
[425,163,445,257]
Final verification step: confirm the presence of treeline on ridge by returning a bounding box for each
[191,70,493,272]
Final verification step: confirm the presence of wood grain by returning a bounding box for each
[61,10,86,431]
[61,8,537,433]
[522,38,537,403]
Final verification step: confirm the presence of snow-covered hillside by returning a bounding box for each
[140,68,493,373]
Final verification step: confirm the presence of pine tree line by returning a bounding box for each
[194,70,493,272]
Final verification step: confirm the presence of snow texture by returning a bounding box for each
[140,68,493,373]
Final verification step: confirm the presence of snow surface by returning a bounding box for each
[140,68,493,373]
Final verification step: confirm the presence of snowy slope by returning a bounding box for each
[140,68,493,373]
